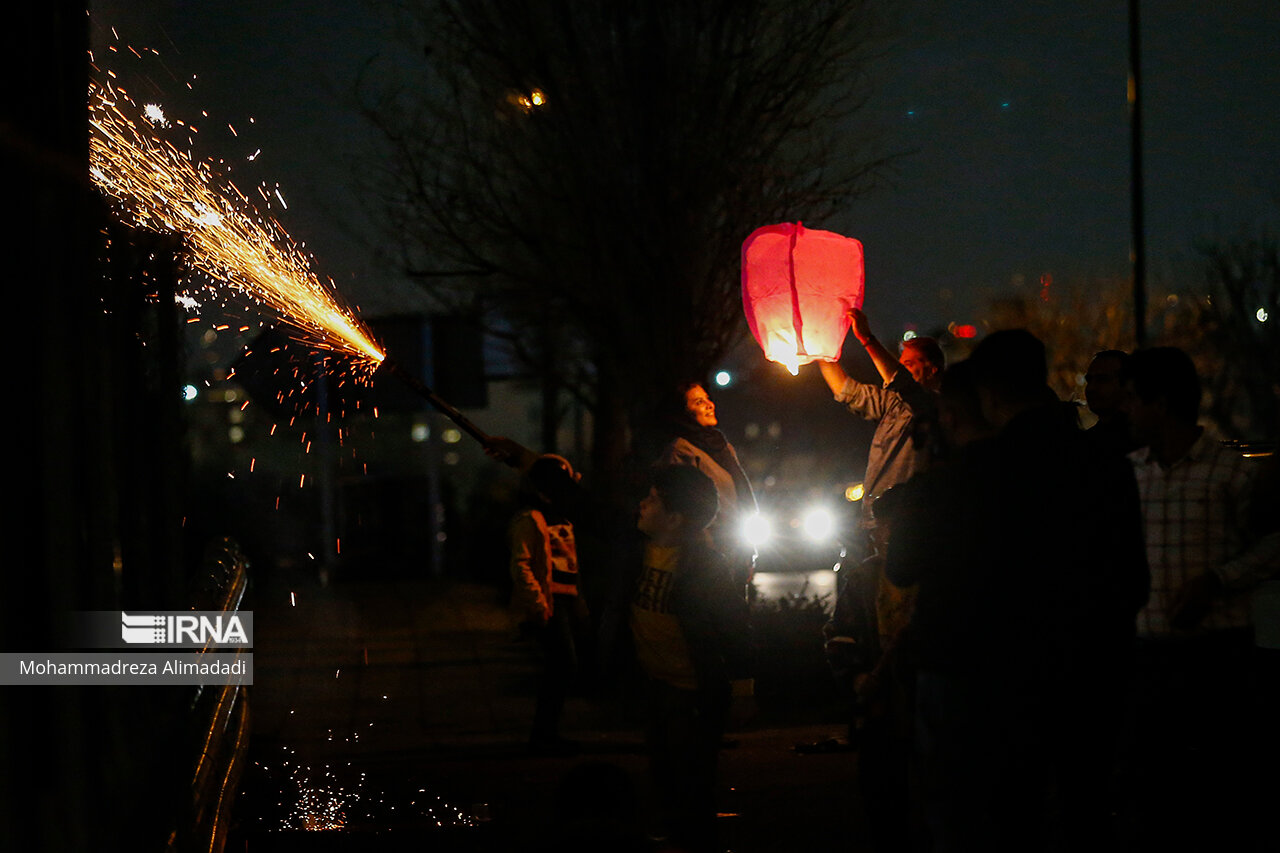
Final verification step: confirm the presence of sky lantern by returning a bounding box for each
[741,222,865,374]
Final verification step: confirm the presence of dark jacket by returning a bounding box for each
[884,403,1150,677]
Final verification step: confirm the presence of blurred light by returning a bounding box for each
[954,324,977,339]
[510,88,547,113]
[844,483,865,502]
[142,103,168,127]
[228,426,245,444]
[715,370,732,387]
[903,330,918,341]
[1258,308,1269,323]
[741,512,773,548]
[411,423,430,443]
[802,506,835,542]
[182,384,199,402]
[443,451,460,466]
[442,428,462,444]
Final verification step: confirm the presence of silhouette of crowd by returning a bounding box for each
[484,319,1277,853]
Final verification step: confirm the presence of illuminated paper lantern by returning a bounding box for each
[741,222,865,374]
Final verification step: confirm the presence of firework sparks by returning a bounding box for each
[88,75,384,367]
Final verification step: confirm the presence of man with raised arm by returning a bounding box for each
[816,308,942,655]
[819,310,944,520]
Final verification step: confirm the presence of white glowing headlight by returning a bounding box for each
[802,506,835,542]
[741,512,773,548]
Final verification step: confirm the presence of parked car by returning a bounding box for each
[743,482,865,575]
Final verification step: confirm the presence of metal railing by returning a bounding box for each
[168,537,252,853]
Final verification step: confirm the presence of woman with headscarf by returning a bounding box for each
[656,381,757,589]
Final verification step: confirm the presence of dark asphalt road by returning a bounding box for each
[228,568,873,852]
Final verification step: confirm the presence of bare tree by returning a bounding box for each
[359,0,893,486]
[977,229,1278,439]
[1190,227,1279,439]
[985,274,1140,404]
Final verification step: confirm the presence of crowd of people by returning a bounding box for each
[486,311,1277,853]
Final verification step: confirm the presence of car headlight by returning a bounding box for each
[801,506,835,542]
[741,512,773,548]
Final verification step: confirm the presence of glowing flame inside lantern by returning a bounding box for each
[742,223,865,374]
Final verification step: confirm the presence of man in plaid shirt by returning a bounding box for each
[1123,346,1278,850]
[1127,347,1277,637]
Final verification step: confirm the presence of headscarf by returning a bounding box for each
[664,408,755,513]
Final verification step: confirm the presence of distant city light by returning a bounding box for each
[1258,308,1270,323]
[715,370,732,387]
[182,384,199,402]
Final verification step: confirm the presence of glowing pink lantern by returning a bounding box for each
[741,222,865,374]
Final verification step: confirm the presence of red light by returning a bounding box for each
[954,324,977,339]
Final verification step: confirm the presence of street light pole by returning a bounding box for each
[1129,0,1147,348]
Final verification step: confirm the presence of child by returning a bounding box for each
[509,454,588,754]
[630,464,751,851]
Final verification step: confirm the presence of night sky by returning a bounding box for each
[93,0,1279,344]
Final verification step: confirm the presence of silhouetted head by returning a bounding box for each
[968,329,1055,426]
[525,454,579,512]
[638,464,719,541]
[1085,349,1130,420]
[1124,347,1201,442]
[937,359,991,450]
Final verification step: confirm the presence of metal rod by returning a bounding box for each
[377,357,491,443]
[1129,0,1147,348]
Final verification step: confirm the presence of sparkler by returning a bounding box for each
[88,75,385,367]
[89,61,496,446]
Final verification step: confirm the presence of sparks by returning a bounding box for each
[88,76,385,367]
[142,103,169,127]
